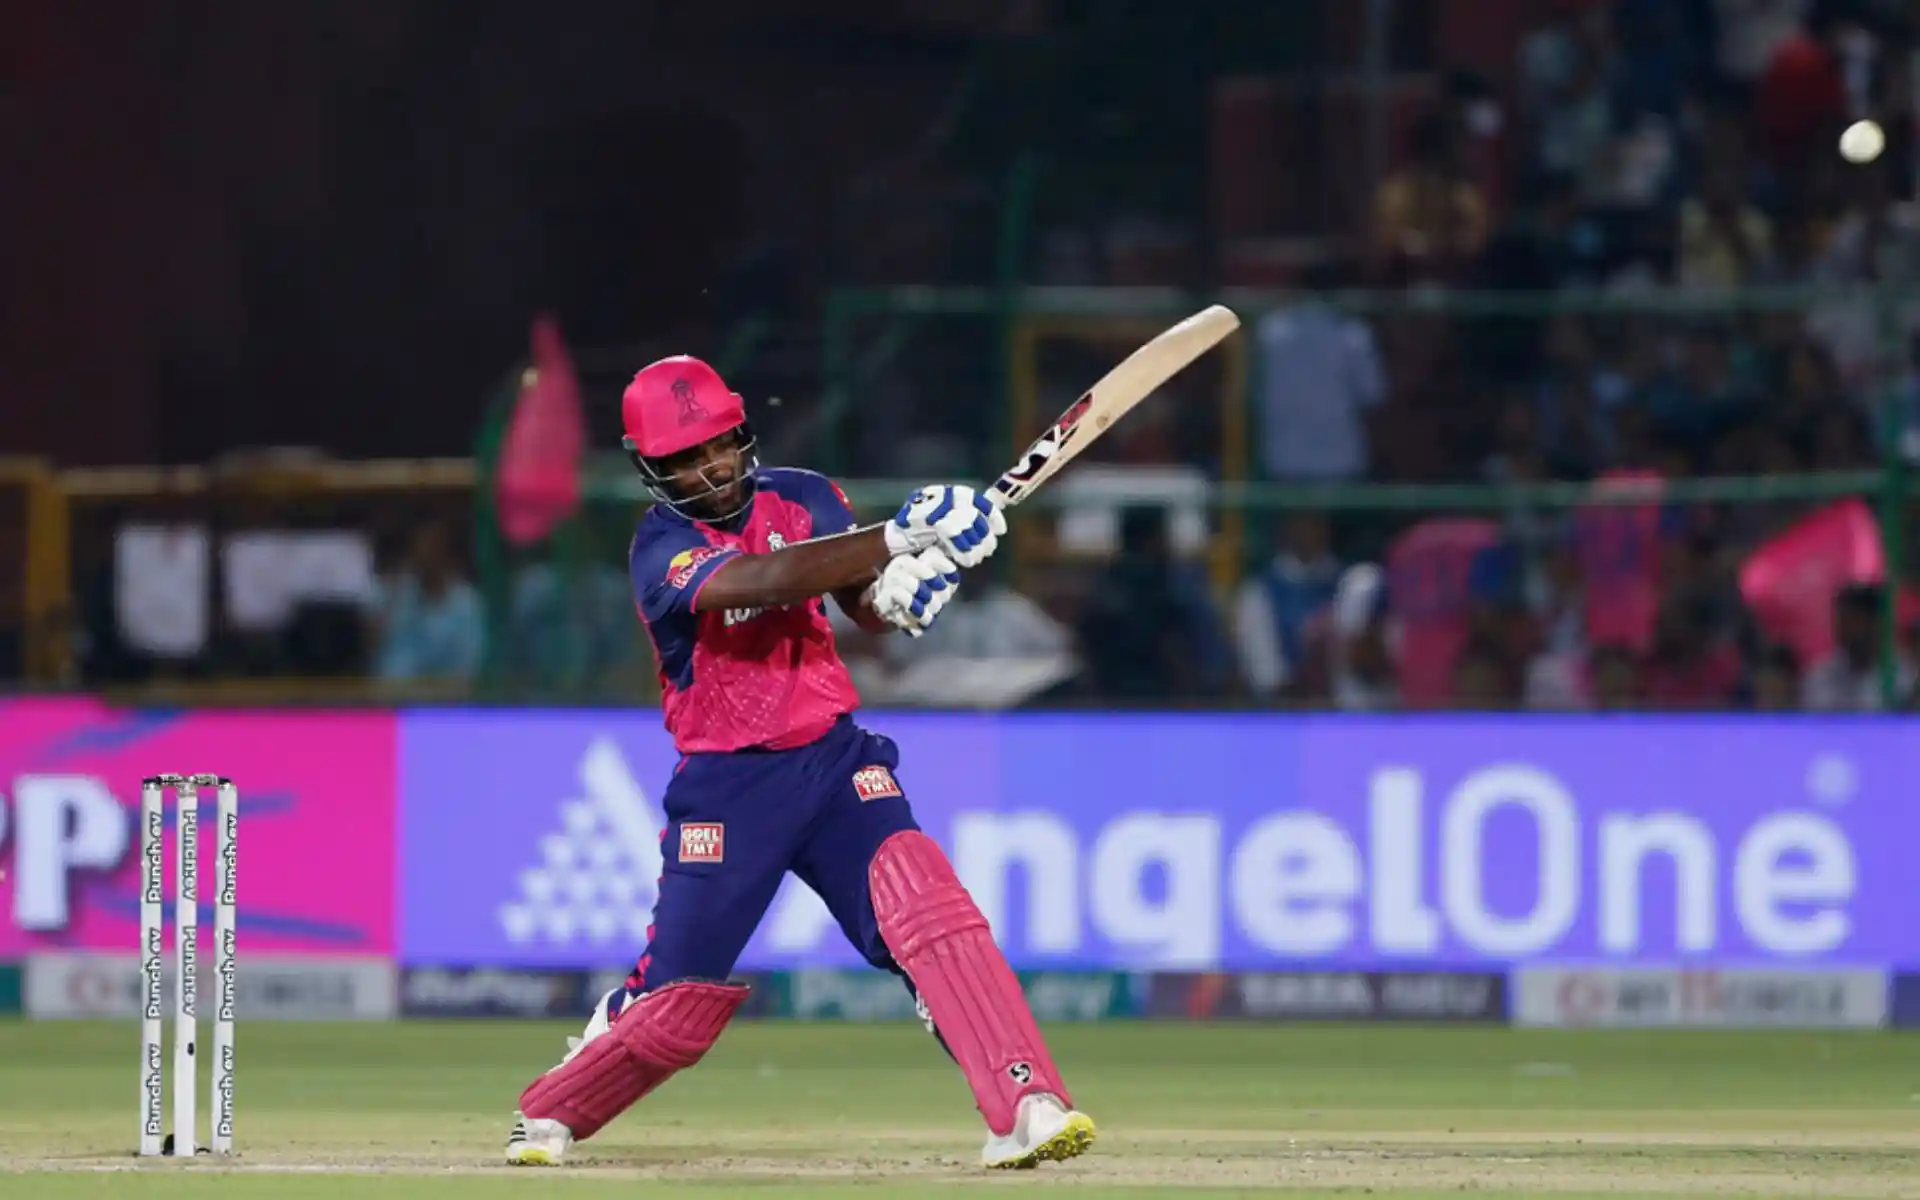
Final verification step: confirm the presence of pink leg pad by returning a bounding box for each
[518,979,747,1140]
[868,830,1069,1135]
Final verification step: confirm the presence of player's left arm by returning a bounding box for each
[831,576,891,634]
[793,472,900,633]
[834,583,892,633]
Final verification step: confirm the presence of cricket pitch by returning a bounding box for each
[1,1021,1915,1198]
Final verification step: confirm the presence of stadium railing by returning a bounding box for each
[0,456,473,701]
[5,285,1914,708]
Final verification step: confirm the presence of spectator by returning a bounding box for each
[1386,516,1505,706]
[1253,266,1386,482]
[1483,169,1623,300]
[1233,512,1342,701]
[1806,156,1920,383]
[1748,641,1804,709]
[1801,582,1915,708]
[1644,325,1754,456]
[1075,507,1206,701]
[1892,330,1920,456]
[1521,10,1619,189]
[1445,69,1510,215]
[1481,393,1549,484]
[1453,637,1520,709]
[1589,643,1646,708]
[1756,0,1864,182]
[1714,0,1818,88]
[1328,564,1400,711]
[1777,338,1845,432]
[1765,207,1830,282]
[1521,543,1591,709]
[111,522,212,678]
[1818,158,1920,287]
[373,522,483,683]
[1371,111,1491,284]
[1808,404,1878,469]
[1677,152,1776,289]
[1640,592,1744,705]
[505,524,639,694]
[1614,0,1719,120]
[1536,315,1625,476]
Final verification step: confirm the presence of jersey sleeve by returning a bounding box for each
[792,469,860,537]
[629,526,740,624]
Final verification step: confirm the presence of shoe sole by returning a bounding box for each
[506,1148,557,1167]
[989,1111,1098,1170]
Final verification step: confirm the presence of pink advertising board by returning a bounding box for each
[0,698,396,956]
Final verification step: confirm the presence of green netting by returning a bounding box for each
[475,285,1920,708]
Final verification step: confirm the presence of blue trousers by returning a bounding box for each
[625,716,921,993]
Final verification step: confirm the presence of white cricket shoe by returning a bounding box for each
[505,1114,573,1166]
[503,987,626,1164]
[979,1093,1097,1170]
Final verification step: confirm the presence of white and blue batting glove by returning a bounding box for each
[866,547,961,637]
[883,484,1007,569]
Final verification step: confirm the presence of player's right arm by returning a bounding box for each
[632,483,1002,619]
[693,526,895,611]
[630,524,889,623]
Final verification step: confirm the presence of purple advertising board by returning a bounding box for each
[398,713,1920,970]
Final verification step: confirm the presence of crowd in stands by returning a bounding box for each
[69,510,490,693]
[1219,0,1920,711]
[948,0,1920,711]
[18,0,1920,712]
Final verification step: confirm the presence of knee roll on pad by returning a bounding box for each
[518,978,747,1141]
[868,830,1068,1136]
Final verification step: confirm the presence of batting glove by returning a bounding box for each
[883,484,1007,569]
[866,547,961,637]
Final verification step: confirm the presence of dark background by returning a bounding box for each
[3,0,1521,466]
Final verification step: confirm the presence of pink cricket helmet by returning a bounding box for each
[620,355,747,459]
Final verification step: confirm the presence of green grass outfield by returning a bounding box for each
[0,1020,1915,1197]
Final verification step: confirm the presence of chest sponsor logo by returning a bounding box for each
[852,766,903,802]
[679,822,725,864]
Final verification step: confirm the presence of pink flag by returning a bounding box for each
[496,315,586,546]
[1739,499,1891,664]
[1385,517,1503,707]
[1573,470,1667,653]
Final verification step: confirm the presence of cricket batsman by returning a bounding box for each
[504,355,1096,1169]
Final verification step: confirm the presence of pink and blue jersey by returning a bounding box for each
[629,467,863,754]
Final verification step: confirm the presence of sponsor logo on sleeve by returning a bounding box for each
[667,546,724,589]
[679,822,725,864]
[852,766,904,802]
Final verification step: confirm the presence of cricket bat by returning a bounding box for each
[986,304,1241,509]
